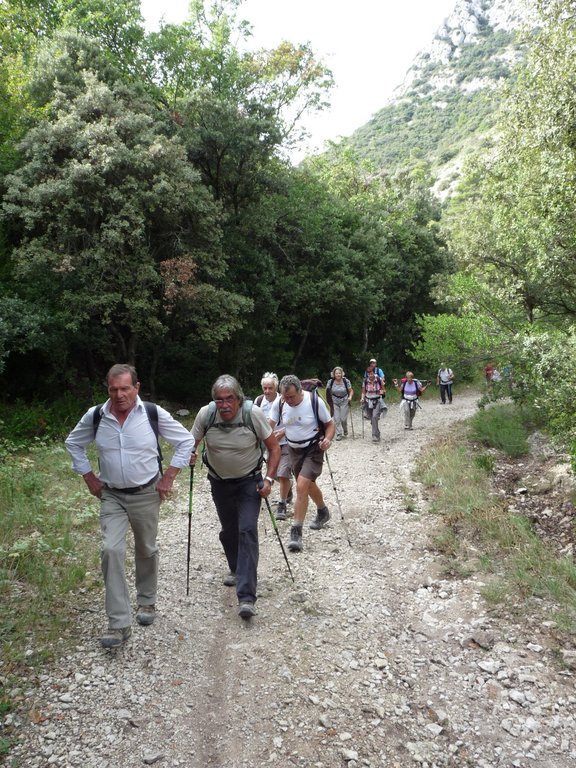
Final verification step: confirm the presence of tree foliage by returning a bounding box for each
[0,0,449,401]
[416,0,576,446]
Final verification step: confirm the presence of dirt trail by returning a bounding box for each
[9,391,576,768]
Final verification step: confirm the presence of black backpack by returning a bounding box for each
[92,401,163,475]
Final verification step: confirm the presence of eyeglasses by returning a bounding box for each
[215,396,237,405]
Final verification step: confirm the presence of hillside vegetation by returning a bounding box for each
[348,0,532,193]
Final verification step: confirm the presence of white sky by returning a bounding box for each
[140,0,456,159]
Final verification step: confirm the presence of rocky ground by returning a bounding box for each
[5,390,576,768]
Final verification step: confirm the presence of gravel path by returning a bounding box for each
[8,391,576,768]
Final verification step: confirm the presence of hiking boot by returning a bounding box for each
[275,501,288,521]
[223,571,237,587]
[309,507,330,530]
[288,525,303,552]
[100,626,131,648]
[136,605,156,626]
[238,602,257,619]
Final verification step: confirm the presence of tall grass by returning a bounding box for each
[0,444,99,658]
[469,403,530,456]
[414,409,576,633]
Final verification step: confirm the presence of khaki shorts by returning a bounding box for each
[288,442,324,481]
[275,444,292,479]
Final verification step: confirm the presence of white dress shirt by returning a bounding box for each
[65,397,195,488]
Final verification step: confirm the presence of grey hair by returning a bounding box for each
[279,374,302,393]
[107,363,138,385]
[331,366,345,378]
[261,371,279,388]
[211,374,245,404]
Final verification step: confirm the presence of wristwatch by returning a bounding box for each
[265,476,275,485]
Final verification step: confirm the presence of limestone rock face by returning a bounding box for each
[396,0,533,100]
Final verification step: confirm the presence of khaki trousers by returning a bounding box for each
[100,485,160,628]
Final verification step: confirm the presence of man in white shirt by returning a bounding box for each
[269,375,335,553]
[436,364,454,404]
[65,364,195,648]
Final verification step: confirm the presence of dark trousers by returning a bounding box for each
[208,474,261,604]
[440,382,453,403]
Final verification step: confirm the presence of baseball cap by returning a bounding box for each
[369,358,377,363]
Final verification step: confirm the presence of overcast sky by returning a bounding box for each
[140,0,456,158]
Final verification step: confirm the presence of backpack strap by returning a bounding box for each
[92,403,105,435]
[143,402,163,475]
[311,390,325,437]
[255,394,264,408]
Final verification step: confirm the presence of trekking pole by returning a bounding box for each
[186,460,195,597]
[349,405,355,440]
[258,482,295,582]
[324,452,352,548]
[361,402,365,439]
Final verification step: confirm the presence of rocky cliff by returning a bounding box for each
[347,0,536,195]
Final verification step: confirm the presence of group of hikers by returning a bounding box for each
[65,359,454,647]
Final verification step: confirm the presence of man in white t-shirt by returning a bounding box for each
[436,364,454,404]
[269,375,335,553]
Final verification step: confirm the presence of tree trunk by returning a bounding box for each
[292,314,313,370]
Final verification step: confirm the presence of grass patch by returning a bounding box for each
[415,409,576,632]
[0,444,100,660]
[469,403,530,456]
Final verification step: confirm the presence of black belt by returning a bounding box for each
[107,474,159,494]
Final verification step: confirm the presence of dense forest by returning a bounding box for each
[0,0,448,404]
[1,0,576,459]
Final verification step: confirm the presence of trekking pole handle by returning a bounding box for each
[257,478,273,496]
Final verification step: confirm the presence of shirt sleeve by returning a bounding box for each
[157,406,196,468]
[268,400,279,425]
[64,408,97,475]
[250,405,273,440]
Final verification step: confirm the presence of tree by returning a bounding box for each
[1,37,254,387]
[426,0,576,448]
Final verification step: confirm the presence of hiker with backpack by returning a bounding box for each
[361,368,386,442]
[190,375,280,619]
[255,372,294,521]
[436,364,454,404]
[65,363,195,648]
[268,375,335,553]
[325,366,354,441]
[365,357,385,383]
[392,371,430,430]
